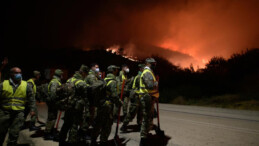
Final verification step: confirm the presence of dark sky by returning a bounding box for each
[1,0,259,68]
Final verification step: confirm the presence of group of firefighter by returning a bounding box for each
[0,57,159,146]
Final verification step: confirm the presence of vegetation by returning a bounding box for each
[1,48,259,110]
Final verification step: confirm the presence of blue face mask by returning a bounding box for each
[14,73,22,81]
[95,68,100,73]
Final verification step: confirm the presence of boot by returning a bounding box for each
[120,124,127,132]
[29,122,41,131]
[90,137,97,146]
[139,138,147,146]
[44,133,54,140]
[53,130,60,142]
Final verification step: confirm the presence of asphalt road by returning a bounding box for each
[5,102,259,146]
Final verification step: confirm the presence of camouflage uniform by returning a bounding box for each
[26,79,38,125]
[84,69,98,126]
[91,66,122,144]
[45,73,62,136]
[139,59,158,141]
[122,71,143,128]
[113,70,129,119]
[59,72,89,144]
[0,79,36,146]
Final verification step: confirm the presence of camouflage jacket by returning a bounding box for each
[141,67,157,90]
[48,75,62,102]
[105,73,122,106]
[132,71,142,90]
[67,72,88,100]
[117,70,132,95]
[85,69,98,86]
[67,72,89,110]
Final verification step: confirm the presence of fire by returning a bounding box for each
[106,45,138,62]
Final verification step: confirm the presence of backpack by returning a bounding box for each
[87,80,107,106]
[36,83,49,102]
[55,79,78,110]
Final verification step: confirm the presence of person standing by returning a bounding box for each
[139,58,159,146]
[0,67,36,146]
[121,64,145,132]
[25,70,41,131]
[59,65,89,146]
[91,65,123,146]
[44,69,63,140]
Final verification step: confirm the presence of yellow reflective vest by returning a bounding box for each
[2,80,27,110]
[139,69,159,98]
[48,78,61,93]
[27,79,36,94]
[132,74,140,93]
[67,77,84,86]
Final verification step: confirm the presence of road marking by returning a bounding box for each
[164,116,259,135]
[160,108,259,122]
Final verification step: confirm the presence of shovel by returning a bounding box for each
[154,76,165,137]
[155,99,165,137]
[114,79,126,146]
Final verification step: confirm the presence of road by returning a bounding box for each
[6,103,259,146]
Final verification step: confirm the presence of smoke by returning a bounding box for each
[74,0,259,68]
[2,0,259,68]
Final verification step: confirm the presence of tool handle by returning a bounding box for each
[55,111,63,129]
[115,79,126,136]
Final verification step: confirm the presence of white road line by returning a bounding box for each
[166,117,259,135]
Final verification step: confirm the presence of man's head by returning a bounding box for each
[54,69,64,79]
[138,64,145,72]
[33,70,41,81]
[90,63,100,73]
[10,67,22,83]
[122,64,129,73]
[107,65,120,75]
[145,58,157,70]
[79,64,89,78]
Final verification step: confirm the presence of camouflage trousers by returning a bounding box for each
[59,108,83,143]
[0,109,25,146]
[123,92,142,126]
[45,102,58,133]
[91,102,114,143]
[122,96,130,116]
[24,103,38,124]
[140,94,155,138]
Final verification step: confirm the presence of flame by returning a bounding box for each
[106,45,138,62]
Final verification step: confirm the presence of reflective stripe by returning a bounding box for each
[3,97,26,101]
[48,78,61,92]
[2,80,27,110]
[139,69,158,97]
[132,75,140,89]
[27,79,36,94]
[75,80,84,86]
[104,77,116,97]
[105,100,112,105]
[3,103,25,106]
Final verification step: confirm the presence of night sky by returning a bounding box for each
[1,0,259,68]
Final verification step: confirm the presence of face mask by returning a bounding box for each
[125,68,130,73]
[95,68,100,72]
[14,73,22,81]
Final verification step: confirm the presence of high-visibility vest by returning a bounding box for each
[27,79,36,94]
[48,78,61,93]
[122,74,127,81]
[67,77,84,86]
[139,69,159,98]
[104,77,117,105]
[132,75,140,93]
[2,80,27,110]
